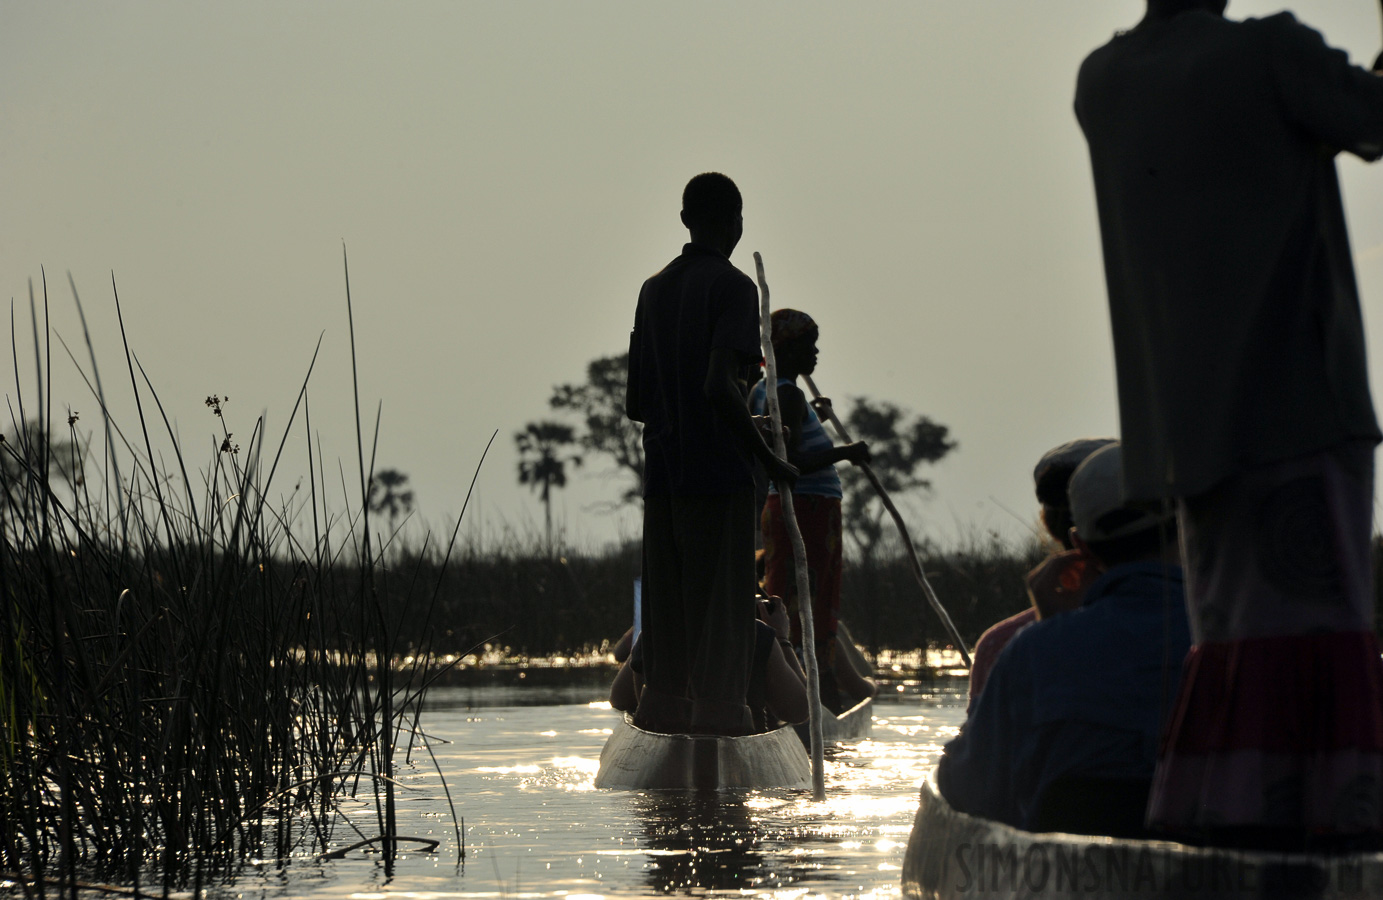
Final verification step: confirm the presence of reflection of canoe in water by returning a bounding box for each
[902,780,1383,899]
[594,714,811,791]
[797,695,873,745]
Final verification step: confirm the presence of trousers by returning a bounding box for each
[638,490,756,731]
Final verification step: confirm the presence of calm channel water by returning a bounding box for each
[224,676,967,900]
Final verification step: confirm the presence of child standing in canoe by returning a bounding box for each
[750,308,870,712]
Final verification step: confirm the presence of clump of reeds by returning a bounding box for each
[0,266,470,895]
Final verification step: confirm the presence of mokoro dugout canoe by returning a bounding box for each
[593,714,811,791]
[902,780,1383,899]
[798,694,874,745]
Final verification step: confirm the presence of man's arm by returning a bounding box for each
[625,327,643,423]
[704,347,797,487]
[1265,13,1383,160]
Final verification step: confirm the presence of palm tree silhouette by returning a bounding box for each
[515,421,582,554]
[367,468,415,532]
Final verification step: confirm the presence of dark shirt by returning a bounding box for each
[628,243,762,496]
[1075,12,1383,502]
[936,562,1192,830]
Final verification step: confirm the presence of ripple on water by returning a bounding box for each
[220,683,969,900]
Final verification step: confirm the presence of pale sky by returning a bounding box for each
[4,1,1382,552]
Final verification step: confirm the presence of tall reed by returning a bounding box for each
[0,268,468,894]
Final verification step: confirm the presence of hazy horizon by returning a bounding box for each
[5,1,1382,555]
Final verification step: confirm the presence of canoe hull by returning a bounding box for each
[902,780,1383,899]
[594,715,811,791]
[798,695,874,745]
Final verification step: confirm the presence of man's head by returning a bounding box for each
[1067,443,1176,568]
[681,173,744,256]
[769,308,819,376]
[1033,438,1116,549]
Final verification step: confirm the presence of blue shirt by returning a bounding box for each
[936,561,1192,830]
[748,377,843,499]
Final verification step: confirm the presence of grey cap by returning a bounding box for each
[1033,437,1117,508]
[1068,443,1169,542]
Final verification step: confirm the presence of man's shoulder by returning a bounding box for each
[775,379,806,403]
[681,246,754,288]
[1079,11,1285,72]
[699,257,756,296]
[1021,564,1188,657]
[983,610,1065,684]
[975,608,1037,651]
[1002,592,1123,659]
[638,256,680,297]
[1239,10,1309,40]
[643,248,754,294]
[1001,611,1063,658]
[1237,10,1359,75]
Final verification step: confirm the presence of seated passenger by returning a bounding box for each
[610,626,635,664]
[936,442,1192,836]
[967,437,1114,713]
[747,595,811,730]
[833,621,879,709]
[611,595,810,731]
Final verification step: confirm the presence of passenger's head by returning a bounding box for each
[1067,443,1177,569]
[680,173,744,255]
[769,308,819,376]
[1033,438,1116,549]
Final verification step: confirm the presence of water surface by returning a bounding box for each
[226,679,967,899]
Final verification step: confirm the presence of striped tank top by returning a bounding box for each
[749,377,843,498]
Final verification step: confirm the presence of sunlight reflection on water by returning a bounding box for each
[222,678,968,900]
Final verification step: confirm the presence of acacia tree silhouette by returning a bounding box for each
[0,419,86,517]
[534,353,958,547]
[837,398,955,563]
[515,421,582,554]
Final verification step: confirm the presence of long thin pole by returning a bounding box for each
[802,373,972,668]
[1376,0,1383,71]
[754,252,826,800]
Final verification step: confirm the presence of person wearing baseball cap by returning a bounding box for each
[936,443,1191,836]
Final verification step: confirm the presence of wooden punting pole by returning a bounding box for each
[801,373,972,669]
[754,252,826,800]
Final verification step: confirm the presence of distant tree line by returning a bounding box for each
[515,351,957,558]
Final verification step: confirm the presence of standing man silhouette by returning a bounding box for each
[626,173,797,736]
[1076,1,1383,846]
